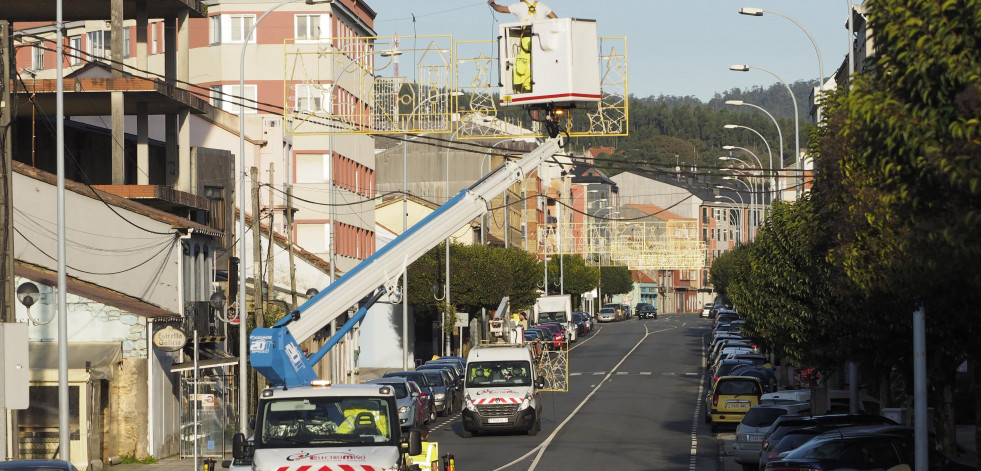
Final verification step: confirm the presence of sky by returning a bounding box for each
[365,0,855,101]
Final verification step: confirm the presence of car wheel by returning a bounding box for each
[429,407,437,424]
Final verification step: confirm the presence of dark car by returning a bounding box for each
[418,362,463,391]
[420,369,457,415]
[406,380,435,425]
[383,370,438,416]
[766,428,974,470]
[635,302,657,319]
[571,311,588,335]
[759,414,899,470]
[0,460,78,471]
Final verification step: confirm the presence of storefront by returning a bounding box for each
[17,342,121,468]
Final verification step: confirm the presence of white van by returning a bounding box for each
[461,344,544,437]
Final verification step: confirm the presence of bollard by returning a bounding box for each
[202,458,216,471]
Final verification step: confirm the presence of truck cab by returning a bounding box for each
[461,344,544,437]
[235,381,420,471]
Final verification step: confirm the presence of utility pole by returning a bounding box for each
[287,187,297,309]
[251,167,264,327]
[1,21,14,322]
[1,19,16,462]
[267,164,275,309]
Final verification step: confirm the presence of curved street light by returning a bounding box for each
[724,125,775,206]
[738,7,824,92]
[715,188,746,244]
[722,176,757,241]
[725,100,782,200]
[729,64,801,197]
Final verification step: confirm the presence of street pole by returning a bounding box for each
[402,135,408,369]
[55,0,71,455]
[913,307,928,471]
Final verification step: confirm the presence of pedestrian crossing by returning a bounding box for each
[570,371,701,376]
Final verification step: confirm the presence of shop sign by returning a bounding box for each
[154,325,187,351]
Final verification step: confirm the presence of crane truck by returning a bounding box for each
[232,15,604,470]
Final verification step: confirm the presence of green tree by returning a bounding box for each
[543,254,599,309]
[599,265,633,299]
[813,0,981,456]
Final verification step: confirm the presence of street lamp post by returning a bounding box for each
[729,64,801,197]
[725,100,782,199]
[722,176,757,241]
[714,189,746,244]
[738,7,825,97]
[724,125,774,208]
[721,146,766,219]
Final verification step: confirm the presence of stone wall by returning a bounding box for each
[111,358,149,459]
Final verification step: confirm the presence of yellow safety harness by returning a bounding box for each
[521,0,538,15]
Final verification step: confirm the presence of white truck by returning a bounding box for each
[533,294,576,343]
[461,343,545,437]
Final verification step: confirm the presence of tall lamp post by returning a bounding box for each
[724,100,783,199]
[714,196,743,244]
[729,64,801,197]
[721,146,766,219]
[722,176,757,241]
[738,7,825,97]
[237,0,335,434]
[714,189,746,244]
[724,125,775,207]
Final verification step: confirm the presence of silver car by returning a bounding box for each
[597,307,617,322]
[366,378,421,430]
[732,403,809,469]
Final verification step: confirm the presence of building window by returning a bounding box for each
[123,26,131,58]
[295,153,330,184]
[213,84,257,114]
[296,223,329,254]
[210,85,223,109]
[226,15,256,43]
[295,14,324,41]
[151,23,158,53]
[294,83,325,113]
[210,15,222,44]
[32,42,44,70]
[86,30,110,60]
[68,36,81,65]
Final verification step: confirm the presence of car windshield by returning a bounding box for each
[386,372,427,387]
[257,396,394,448]
[741,407,788,427]
[422,372,446,386]
[466,361,532,387]
[538,311,567,323]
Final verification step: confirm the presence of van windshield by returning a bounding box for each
[538,312,567,323]
[466,361,532,387]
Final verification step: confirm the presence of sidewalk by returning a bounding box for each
[106,456,227,471]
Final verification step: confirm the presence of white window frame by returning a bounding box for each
[214,84,257,114]
[210,16,222,45]
[32,42,44,70]
[295,153,330,184]
[86,30,110,60]
[210,85,223,110]
[294,83,325,114]
[294,14,327,42]
[221,14,257,44]
[123,26,131,58]
[68,36,81,65]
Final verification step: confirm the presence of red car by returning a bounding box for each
[407,380,435,425]
[536,323,566,349]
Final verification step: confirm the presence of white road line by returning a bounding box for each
[616,371,628,375]
[592,372,605,375]
[639,372,652,375]
[494,322,661,471]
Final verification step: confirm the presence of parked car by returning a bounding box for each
[406,380,435,425]
[597,307,618,323]
[635,302,657,319]
[765,426,824,466]
[603,303,623,320]
[383,371,441,416]
[733,403,810,470]
[711,358,757,385]
[420,369,457,415]
[765,428,974,470]
[537,322,567,348]
[0,460,78,471]
[427,357,466,376]
[417,362,462,392]
[700,302,714,318]
[704,375,764,433]
[620,304,632,319]
[758,414,899,470]
[729,364,776,392]
[365,377,423,430]
[571,311,589,335]
[523,329,545,359]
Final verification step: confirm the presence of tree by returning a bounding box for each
[543,254,599,310]
[814,0,981,458]
[599,265,633,299]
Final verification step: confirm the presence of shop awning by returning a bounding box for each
[170,345,239,373]
[29,341,122,380]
